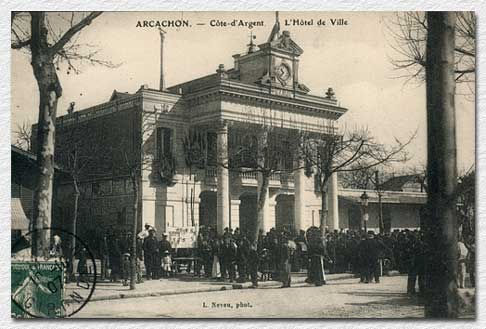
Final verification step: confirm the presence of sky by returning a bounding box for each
[10,11,475,173]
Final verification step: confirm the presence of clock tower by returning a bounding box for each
[231,12,310,97]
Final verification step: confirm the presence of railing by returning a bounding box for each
[239,171,258,180]
[205,167,217,178]
[57,95,140,127]
[201,167,294,185]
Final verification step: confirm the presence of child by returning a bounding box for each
[162,250,172,278]
[122,252,131,286]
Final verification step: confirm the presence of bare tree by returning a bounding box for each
[182,129,208,227]
[13,121,32,151]
[55,114,109,279]
[11,12,118,257]
[387,12,475,95]
[457,167,475,242]
[339,164,386,190]
[226,121,300,243]
[113,108,174,290]
[301,127,413,236]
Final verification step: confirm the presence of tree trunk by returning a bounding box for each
[31,72,62,257]
[70,179,80,279]
[130,174,139,290]
[424,12,458,318]
[320,190,328,237]
[72,180,79,249]
[378,193,384,234]
[29,12,63,258]
[319,174,330,237]
[254,172,270,243]
[375,171,384,234]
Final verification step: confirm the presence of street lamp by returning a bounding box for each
[360,191,369,233]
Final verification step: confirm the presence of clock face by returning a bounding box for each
[276,64,291,84]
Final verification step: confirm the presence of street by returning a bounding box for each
[75,275,425,318]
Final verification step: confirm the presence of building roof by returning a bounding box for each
[11,145,36,163]
[338,188,427,205]
[380,174,424,192]
[109,90,134,102]
[12,145,63,171]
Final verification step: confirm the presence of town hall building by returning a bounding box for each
[47,16,424,249]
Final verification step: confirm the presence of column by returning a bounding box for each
[216,122,230,235]
[294,158,305,233]
[327,171,339,230]
[230,199,241,229]
[267,198,277,232]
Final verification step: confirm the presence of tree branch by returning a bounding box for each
[49,12,102,57]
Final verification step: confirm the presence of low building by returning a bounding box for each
[11,145,36,238]
[11,145,65,255]
[337,175,427,232]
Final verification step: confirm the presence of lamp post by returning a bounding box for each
[360,191,369,233]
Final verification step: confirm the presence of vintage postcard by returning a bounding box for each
[10,11,475,318]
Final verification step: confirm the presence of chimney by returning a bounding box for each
[159,28,166,91]
[233,54,240,71]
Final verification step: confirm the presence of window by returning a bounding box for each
[83,182,92,198]
[206,132,217,166]
[99,180,112,196]
[280,140,293,170]
[156,127,173,160]
[92,182,99,197]
[117,207,127,225]
[112,179,125,195]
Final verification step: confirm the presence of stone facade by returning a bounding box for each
[50,19,348,248]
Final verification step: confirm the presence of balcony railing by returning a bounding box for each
[199,167,294,186]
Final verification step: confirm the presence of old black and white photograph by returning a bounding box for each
[10,11,476,319]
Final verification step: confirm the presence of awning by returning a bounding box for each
[11,198,30,231]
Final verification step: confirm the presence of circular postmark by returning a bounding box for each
[11,227,97,318]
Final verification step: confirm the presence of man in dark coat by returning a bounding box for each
[359,231,384,283]
[248,241,260,288]
[221,237,237,282]
[407,232,425,295]
[236,235,250,282]
[306,227,331,286]
[107,233,121,282]
[142,228,159,280]
[277,233,293,288]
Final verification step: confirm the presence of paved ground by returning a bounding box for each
[75,275,426,318]
[65,272,353,302]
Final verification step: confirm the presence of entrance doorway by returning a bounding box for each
[275,194,295,234]
[199,191,217,229]
[239,193,257,238]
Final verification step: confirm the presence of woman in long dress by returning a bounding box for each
[306,227,330,286]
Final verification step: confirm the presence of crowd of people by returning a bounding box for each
[87,224,476,292]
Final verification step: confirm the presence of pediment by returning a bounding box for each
[270,36,303,55]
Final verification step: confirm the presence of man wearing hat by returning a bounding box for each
[277,233,293,288]
[143,228,159,280]
[360,231,384,283]
[138,223,153,240]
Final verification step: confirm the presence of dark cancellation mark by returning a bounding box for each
[11,227,97,318]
